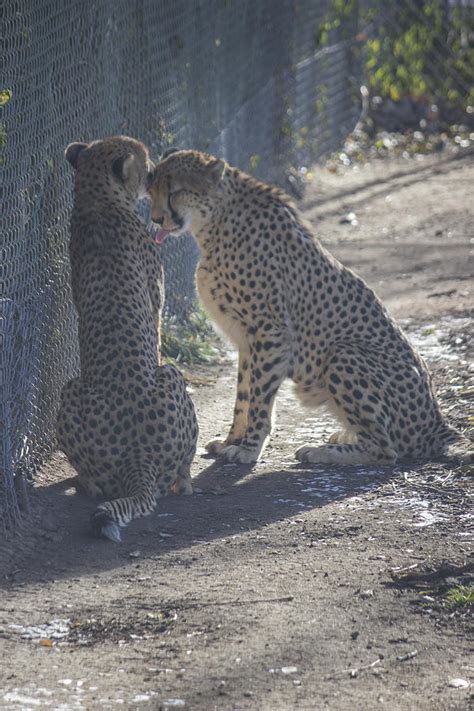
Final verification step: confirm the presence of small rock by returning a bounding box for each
[39,638,53,647]
[129,550,141,558]
[340,211,359,226]
[281,666,298,675]
[160,700,186,708]
[360,589,374,599]
[397,650,418,662]
[448,678,469,689]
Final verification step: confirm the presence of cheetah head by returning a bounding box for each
[65,136,154,200]
[148,149,226,237]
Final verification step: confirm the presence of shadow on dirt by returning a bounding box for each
[0,454,396,589]
[304,149,473,213]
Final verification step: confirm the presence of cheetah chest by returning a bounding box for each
[197,261,246,348]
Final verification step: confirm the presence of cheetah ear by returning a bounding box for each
[112,153,135,183]
[65,142,87,170]
[205,158,226,185]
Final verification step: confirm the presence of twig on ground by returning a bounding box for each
[389,562,423,579]
[390,561,473,585]
[126,595,295,612]
[324,658,381,680]
[325,649,420,681]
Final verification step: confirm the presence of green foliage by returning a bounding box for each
[157,117,174,147]
[323,0,473,109]
[0,88,11,161]
[280,122,293,141]
[445,583,473,610]
[161,308,221,365]
[247,154,260,173]
[316,0,356,47]
[314,85,328,115]
[0,89,12,106]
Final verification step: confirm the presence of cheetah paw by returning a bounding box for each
[72,476,104,498]
[295,446,326,463]
[223,445,259,464]
[169,479,193,496]
[204,438,229,456]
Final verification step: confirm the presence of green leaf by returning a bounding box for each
[0,89,12,106]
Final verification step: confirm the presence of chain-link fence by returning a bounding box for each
[1,0,472,530]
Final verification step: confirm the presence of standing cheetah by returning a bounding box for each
[57,137,198,541]
[148,149,470,466]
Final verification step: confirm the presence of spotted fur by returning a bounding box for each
[57,137,198,541]
[149,149,470,466]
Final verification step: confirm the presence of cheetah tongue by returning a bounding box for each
[154,228,169,244]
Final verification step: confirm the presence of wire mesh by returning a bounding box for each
[1,0,471,528]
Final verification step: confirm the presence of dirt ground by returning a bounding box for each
[1,149,473,711]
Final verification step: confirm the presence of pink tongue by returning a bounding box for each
[154,228,169,244]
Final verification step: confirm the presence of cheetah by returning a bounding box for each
[148,149,470,466]
[57,137,198,541]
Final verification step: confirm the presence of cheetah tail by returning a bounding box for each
[90,485,157,543]
[90,509,123,543]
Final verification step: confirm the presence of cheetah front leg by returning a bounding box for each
[205,344,251,455]
[221,333,289,464]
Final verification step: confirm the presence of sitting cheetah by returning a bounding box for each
[148,149,469,466]
[57,137,198,541]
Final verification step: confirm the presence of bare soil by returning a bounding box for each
[1,150,473,711]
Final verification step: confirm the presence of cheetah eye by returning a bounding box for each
[168,188,184,202]
[167,190,178,211]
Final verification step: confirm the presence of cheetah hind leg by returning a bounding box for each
[328,430,358,445]
[56,378,105,498]
[295,344,399,466]
[169,460,194,496]
[295,442,396,466]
